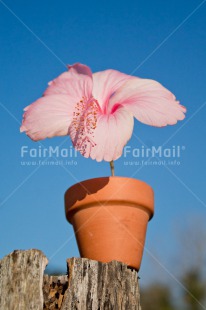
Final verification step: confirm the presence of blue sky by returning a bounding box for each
[0,0,206,288]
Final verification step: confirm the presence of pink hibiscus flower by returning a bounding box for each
[20,63,186,162]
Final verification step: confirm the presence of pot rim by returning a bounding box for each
[65,176,154,223]
[67,175,152,190]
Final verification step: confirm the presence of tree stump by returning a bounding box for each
[0,250,141,310]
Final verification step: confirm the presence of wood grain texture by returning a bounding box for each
[0,249,48,310]
[0,251,141,310]
[61,258,141,310]
[43,275,68,309]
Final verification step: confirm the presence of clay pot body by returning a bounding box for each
[65,176,154,270]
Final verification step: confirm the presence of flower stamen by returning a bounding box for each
[71,97,100,156]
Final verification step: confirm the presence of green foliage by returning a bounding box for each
[140,268,206,310]
[140,283,175,310]
[181,268,206,310]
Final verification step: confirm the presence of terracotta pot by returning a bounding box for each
[65,176,154,270]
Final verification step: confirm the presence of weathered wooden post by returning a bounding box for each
[0,250,48,310]
[0,249,141,309]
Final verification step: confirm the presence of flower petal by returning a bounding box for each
[109,78,186,127]
[20,94,76,141]
[91,106,134,162]
[44,63,93,99]
[69,103,134,162]
[92,69,132,112]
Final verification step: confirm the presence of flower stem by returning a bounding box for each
[110,161,115,176]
